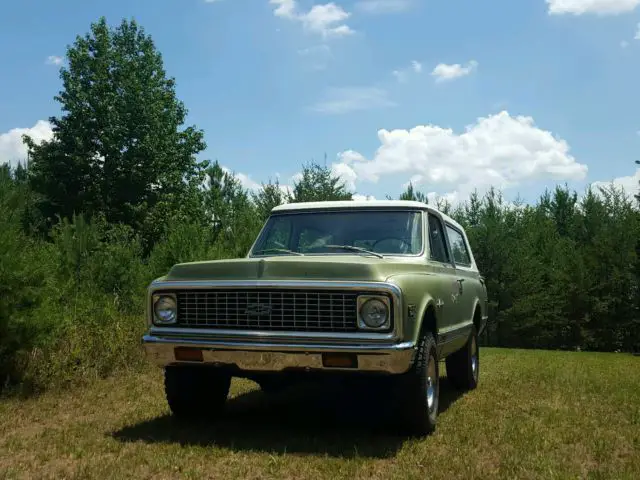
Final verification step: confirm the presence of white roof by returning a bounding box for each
[271,200,464,231]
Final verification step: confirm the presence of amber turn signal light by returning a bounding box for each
[322,352,358,368]
[174,347,204,362]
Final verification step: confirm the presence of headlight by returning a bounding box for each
[153,294,177,324]
[358,296,390,330]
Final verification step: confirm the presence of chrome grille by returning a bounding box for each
[175,289,362,332]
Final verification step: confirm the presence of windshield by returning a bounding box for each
[250,209,423,256]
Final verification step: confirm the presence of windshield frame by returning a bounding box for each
[247,208,426,258]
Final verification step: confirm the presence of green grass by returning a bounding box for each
[1,348,639,479]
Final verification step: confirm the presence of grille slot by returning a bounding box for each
[175,289,365,332]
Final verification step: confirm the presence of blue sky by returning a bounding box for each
[1,0,640,204]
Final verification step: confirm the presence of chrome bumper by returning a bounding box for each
[142,334,416,374]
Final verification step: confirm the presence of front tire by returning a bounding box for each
[445,325,479,391]
[396,331,440,436]
[164,365,231,420]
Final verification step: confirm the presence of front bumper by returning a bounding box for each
[142,334,416,374]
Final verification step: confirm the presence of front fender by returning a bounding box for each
[386,273,443,345]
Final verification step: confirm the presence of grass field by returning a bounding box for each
[1,348,639,479]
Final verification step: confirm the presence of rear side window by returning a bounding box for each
[446,225,472,267]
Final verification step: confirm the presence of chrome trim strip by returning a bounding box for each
[148,327,398,343]
[146,280,404,342]
[142,335,416,374]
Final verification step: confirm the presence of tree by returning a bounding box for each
[203,161,254,237]
[253,179,287,221]
[635,160,640,204]
[289,161,352,202]
[399,182,427,203]
[23,17,207,249]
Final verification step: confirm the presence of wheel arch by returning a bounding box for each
[471,298,485,336]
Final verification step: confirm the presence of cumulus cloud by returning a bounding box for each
[547,0,640,15]
[0,120,53,168]
[591,168,640,200]
[431,60,478,82]
[392,60,422,82]
[329,111,588,205]
[45,55,63,66]
[355,0,413,14]
[352,194,376,201]
[309,86,396,114]
[219,166,295,197]
[270,0,354,38]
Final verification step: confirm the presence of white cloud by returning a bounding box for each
[355,0,413,14]
[45,55,63,66]
[621,40,630,47]
[0,120,54,169]
[392,60,422,82]
[331,111,588,205]
[591,168,640,200]
[219,165,295,197]
[431,60,478,83]
[330,162,358,190]
[270,0,354,38]
[547,0,640,15]
[310,86,396,114]
[352,194,376,201]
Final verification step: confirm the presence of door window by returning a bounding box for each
[428,214,450,264]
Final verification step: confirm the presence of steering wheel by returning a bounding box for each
[371,237,411,253]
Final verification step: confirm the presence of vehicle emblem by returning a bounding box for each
[245,303,272,316]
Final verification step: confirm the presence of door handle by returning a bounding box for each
[457,278,464,293]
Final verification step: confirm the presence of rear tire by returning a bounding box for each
[445,325,479,391]
[395,331,440,436]
[164,365,231,420]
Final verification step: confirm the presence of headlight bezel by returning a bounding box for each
[357,294,392,331]
[152,293,178,325]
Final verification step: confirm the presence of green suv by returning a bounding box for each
[143,200,488,435]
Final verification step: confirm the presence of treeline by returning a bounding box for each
[1,17,639,395]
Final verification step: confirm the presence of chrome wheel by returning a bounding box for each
[426,354,437,411]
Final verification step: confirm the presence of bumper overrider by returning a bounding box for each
[141,280,416,375]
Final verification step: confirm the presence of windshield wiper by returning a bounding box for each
[252,248,304,256]
[322,244,384,258]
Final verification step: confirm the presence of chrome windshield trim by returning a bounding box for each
[247,208,425,259]
[146,280,404,341]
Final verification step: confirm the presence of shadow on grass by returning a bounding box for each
[112,376,465,458]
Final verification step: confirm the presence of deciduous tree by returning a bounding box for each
[24,17,207,249]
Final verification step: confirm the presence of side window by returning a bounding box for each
[428,214,450,264]
[446,225,472,267]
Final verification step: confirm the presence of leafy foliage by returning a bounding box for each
[399,182,427,203]
[23,17,208,251]
[290,161,353,203]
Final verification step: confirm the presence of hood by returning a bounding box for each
[165,255,418,283]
